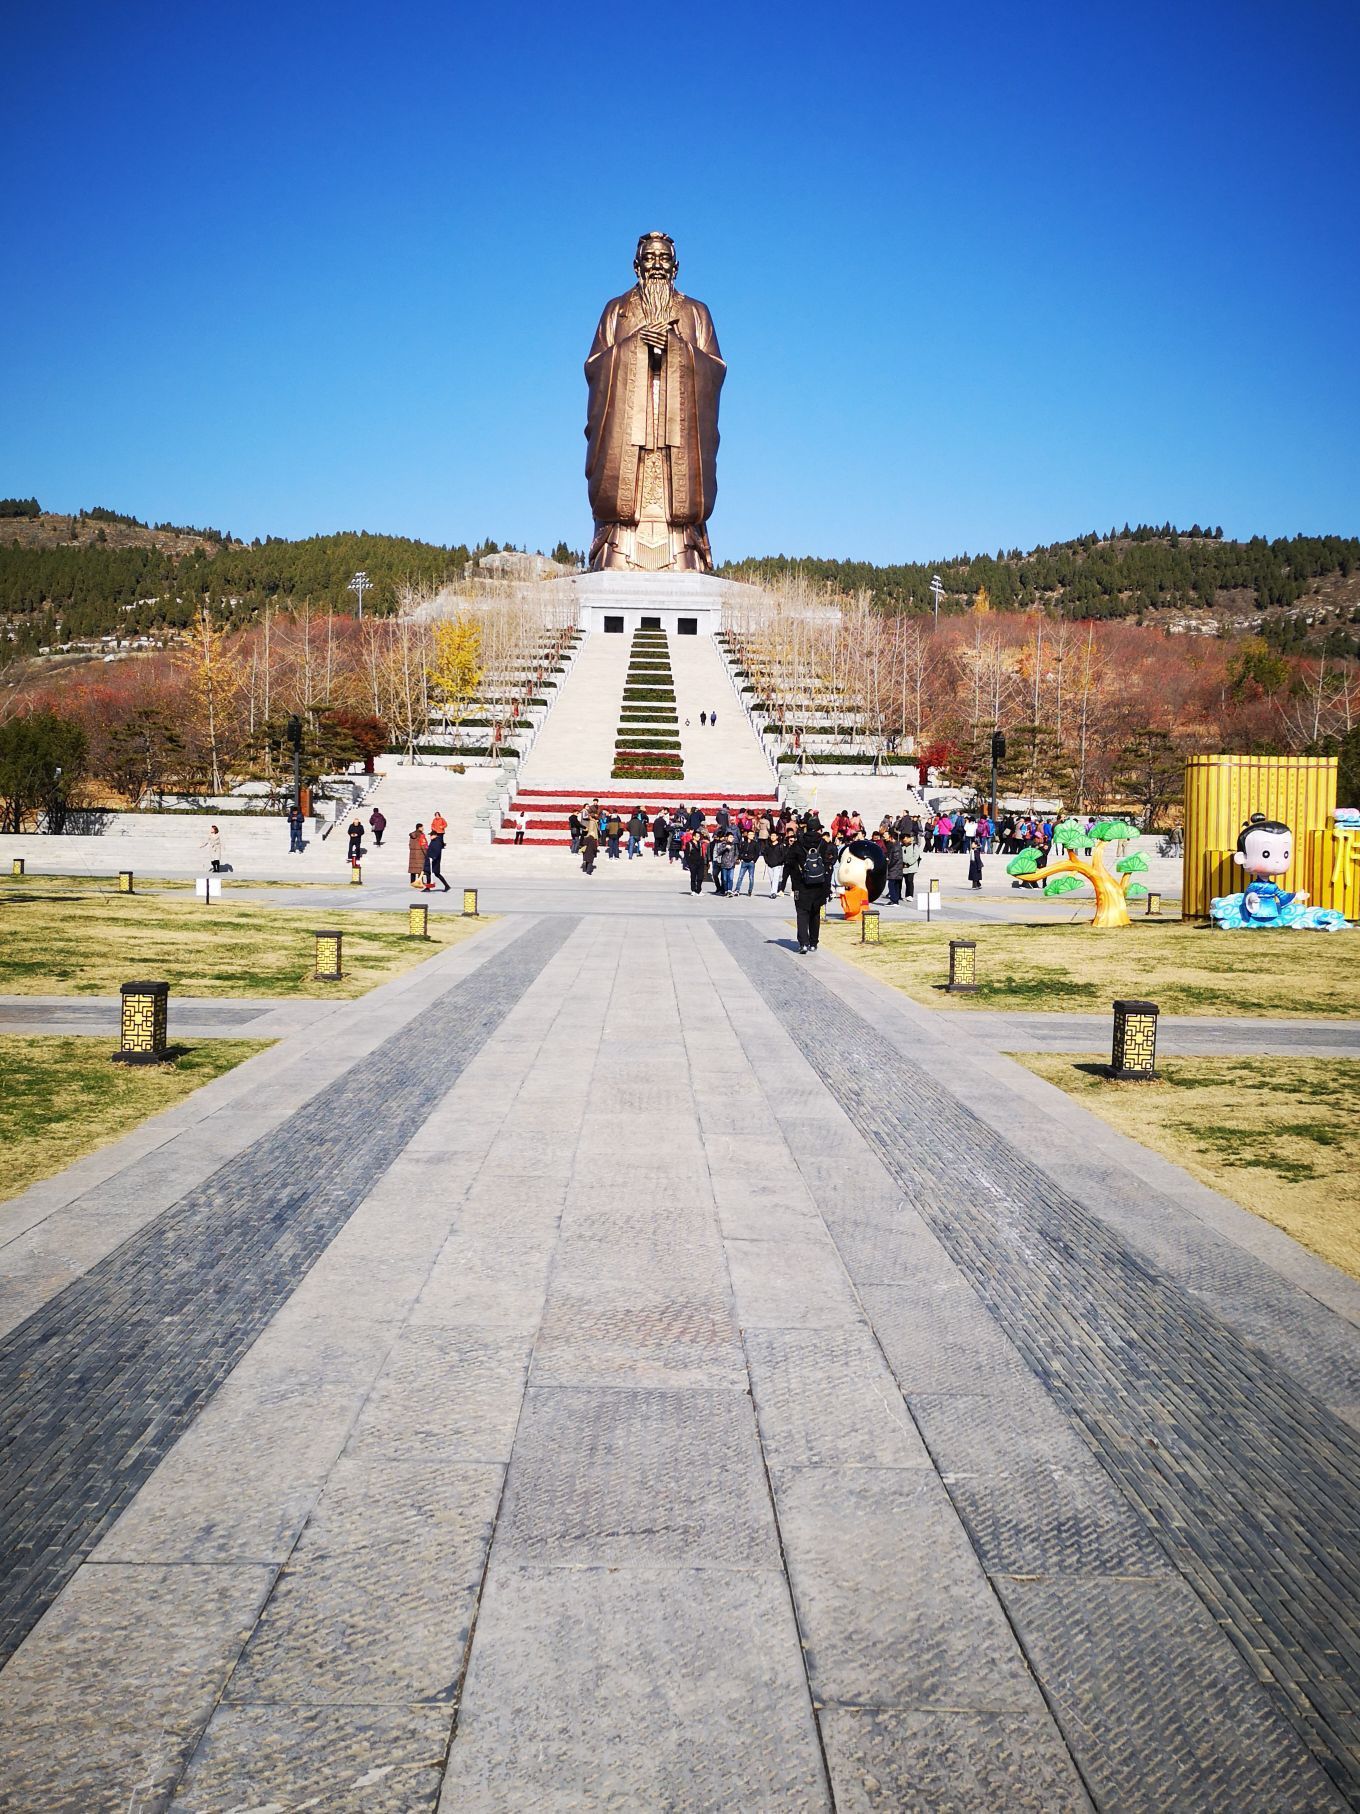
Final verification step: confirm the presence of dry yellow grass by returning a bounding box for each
[0,1036,271,1204]
[1015,1053,1360,1279]
[0,893,487,998]
[823,916,1359,1019]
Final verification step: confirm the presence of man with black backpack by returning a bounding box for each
[790,817,835,952]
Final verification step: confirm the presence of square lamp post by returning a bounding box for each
[313,928,344,981]
[114,980,169,1064]
[349,861,363,886]
[1145,890,1162,916]
[462,887,479,917]
[409,902,430,939]
[117,869,134,894]
[11,857,24,877]
[1109,999,1159,1079]
[947,939,978,993]
[860,908,881,944]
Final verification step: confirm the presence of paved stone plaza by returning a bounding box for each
[1,906,1358,1811]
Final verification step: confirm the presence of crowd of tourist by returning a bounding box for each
[560,796,1125,946]
[564,799,984,951]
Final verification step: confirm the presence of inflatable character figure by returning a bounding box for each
[836,839,887,920]
[1210,813,1348,931]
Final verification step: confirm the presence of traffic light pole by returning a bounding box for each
[287,714,303,813]
[989,728,1005,824]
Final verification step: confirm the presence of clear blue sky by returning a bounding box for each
[4,0,1357,563]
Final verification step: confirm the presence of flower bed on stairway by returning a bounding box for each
[613,630,681,781]
[612,760,684,781]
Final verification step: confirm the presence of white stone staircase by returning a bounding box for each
[666,633,774,790]
[516,634,632,790]
[498,623,777,845]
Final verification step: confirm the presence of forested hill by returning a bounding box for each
[0,505,500,653]
[5,500,1359,658]
[723,525,1360,650]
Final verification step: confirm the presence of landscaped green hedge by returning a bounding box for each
[436,716,529,730]
[620,705,678,718]
[622,687,675,703]
[616,739,682,752]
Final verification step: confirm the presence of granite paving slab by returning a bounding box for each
[498,1384,776,1568]
[819,1706,1094,1812]
[438,1564,831,1811]
[771,1465,1044,1713]
[222,1550,482,1706]
[744,1324,933,1470]
[0,915,575,1666]
[170,1704,451,1813]
[11,908,1352,1809]
[962,1008,1360,1057]
[0,1562,276,1813]
[529,1282,746,1388]
[342,1328,531,1464]
[716,917,1360,1805]
[999,1575,1342,1812]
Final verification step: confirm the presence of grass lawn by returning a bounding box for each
[0,873,191,895]
[0,1036,272,1204]
[822,916,1360,1019]
[0,894,488,997]
[0,874,332,897]
[1015,1053,1360,1279]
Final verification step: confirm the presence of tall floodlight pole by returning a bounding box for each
[347,570,371,620]
[929,574,944,626]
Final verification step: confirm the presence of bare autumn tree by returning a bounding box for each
[1278,657,1360,749]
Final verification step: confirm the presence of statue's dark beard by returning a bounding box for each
[638,276,676,326]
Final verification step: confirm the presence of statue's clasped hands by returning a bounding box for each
[638,322,671,352]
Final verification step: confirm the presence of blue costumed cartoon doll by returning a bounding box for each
[1210,813,1348,931]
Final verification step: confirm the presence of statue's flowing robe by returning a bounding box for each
[584,288,725,539]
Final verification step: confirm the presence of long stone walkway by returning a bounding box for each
[1,913,1357,1811]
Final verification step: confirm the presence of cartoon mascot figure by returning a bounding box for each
[1210,812,1348,931]
[836,838,887,921]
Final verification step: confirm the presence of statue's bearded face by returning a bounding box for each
[635,236,677,287]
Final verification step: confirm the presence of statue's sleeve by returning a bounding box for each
[668,300,725,523]
[585,299,643,521]
[687,301,724,368]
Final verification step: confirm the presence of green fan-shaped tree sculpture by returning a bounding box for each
[1007,818,1146,928]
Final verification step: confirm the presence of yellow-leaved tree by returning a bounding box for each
[177,604,243,796]
[428,614,483,748]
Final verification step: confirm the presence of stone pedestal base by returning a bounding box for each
[540,570,753,637]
